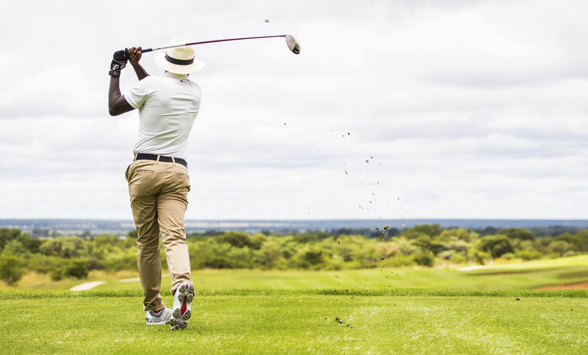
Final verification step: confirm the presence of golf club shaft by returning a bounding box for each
[141,35,287,53]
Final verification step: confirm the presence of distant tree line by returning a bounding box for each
[0,224,587,286]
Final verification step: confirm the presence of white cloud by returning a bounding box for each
[0,0,587,219]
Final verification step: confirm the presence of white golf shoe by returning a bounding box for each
[170,282,194,330]
[145,307,173,325]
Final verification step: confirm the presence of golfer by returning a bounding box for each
[107,38,204,330]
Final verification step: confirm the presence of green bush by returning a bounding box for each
[191,240,254,269]
[499,228,536,241]
[0,225,585,274]
[473,251,491,265]
[51,267,65,281]
[65,259,90,279]
[0,228,22,251]
[2,240,27,255]
[218,232,254,248]
[438,250,456,260]
[478,235,514,258]
[501,253,515,261]
[40,236,87,258]
[28,255,64,274]
[0,254,25,285]
[515,250,543,261]
[403,224,443,238]
[413,253,434,267]
[254,240,282,269]
[251,233,267,250]
[17,233,42,253]
[449,253,466,264]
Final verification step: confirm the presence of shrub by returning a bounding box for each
[254,240,281,269]
[546,241,572,255]
[438,228,477,242]
[569,231,588,252]
[51,267,65,281]
[2,240,27,255]
[478,235,514,258]
[413,253,434,267]
[473,251,491,265]
[403,224,443,238]
[0,228,22,251]
[217,232,254,248]
[499,228,535,241]
[450,253,466,264]
[303,250,324,265]
[193,240,253,269]
[28,255,64,274]
[438,250,456,260]
[501,253,515,261]
[17,233,42,253]
[40,236,87,258]
[515,250,543,261]
[251,233,267,250]
[65,259,90,279]
[0,254,25,285]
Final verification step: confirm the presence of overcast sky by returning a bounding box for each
[0,0,587,220]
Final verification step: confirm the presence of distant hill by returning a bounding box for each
[1,219,587,235]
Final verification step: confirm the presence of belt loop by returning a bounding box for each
[171,157,176,164]
[156,155,160,163]
[134,153,138,161]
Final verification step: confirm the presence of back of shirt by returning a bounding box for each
[125,72,202,160]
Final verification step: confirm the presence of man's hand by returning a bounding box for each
[128,47,142,66]
[127,46,150,80]
[109,49,129,77]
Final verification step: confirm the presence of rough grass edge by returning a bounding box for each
[0,288,586,300]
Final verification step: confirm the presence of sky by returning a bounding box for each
[0,0,587,220]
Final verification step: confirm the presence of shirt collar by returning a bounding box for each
[164,72,189,80]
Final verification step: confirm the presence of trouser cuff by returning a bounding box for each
[144,303,165,312]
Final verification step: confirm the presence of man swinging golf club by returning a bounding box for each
[108,38,203,330]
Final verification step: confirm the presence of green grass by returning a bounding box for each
[468,255,588,274]
[98,267,588,292]
[1,291,587,354]
[2,256,588,354]
[0,270,138,291]
[95,256,588,292]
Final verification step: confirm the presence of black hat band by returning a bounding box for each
[165,54,194,65]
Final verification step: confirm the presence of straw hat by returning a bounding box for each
[154,37,205,75]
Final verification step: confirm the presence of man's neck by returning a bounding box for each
[164,71,189,79]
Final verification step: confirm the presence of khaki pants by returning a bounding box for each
[125,159,192,311]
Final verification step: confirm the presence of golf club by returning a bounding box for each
[123,34,301,58]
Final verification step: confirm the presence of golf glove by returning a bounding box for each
[109,49,129,77]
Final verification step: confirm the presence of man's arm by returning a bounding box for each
[108,75,133,116]
[130,46,150,81]
[129,53,149,81]
[108,46,146,116]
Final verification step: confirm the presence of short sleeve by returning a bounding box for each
[125,77,152,109]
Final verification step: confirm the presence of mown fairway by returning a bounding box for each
[1,291,587,354]
[1,256,588,354]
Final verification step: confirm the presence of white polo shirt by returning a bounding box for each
[125,72,202,160]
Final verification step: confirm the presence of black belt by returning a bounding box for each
[134,153,188,168]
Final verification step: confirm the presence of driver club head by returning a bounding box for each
[285,34,301,55]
